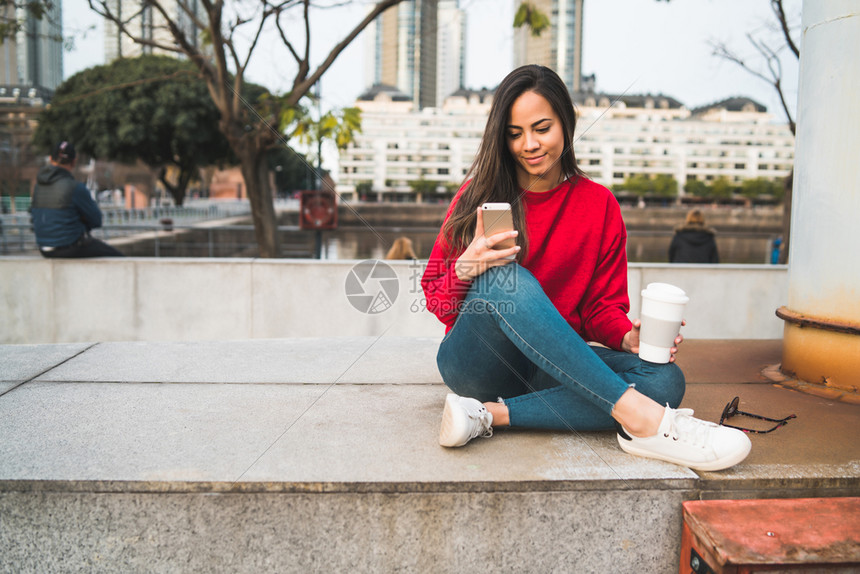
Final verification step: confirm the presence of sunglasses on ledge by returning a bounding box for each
[719,396,797,434]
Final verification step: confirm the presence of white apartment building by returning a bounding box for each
[576,94,795,189]
[336,88,794,202]
[337,85,491,201]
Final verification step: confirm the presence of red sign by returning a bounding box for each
[299,190,338,230]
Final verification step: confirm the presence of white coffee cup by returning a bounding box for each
[639,282,689,364]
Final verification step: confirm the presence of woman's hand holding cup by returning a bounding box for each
[454,207,521,281]
[623,319,686,363]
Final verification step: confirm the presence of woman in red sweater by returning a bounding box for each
[421,66,750,471]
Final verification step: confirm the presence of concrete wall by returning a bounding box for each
[0,257,788,344]
[0,488,687,573]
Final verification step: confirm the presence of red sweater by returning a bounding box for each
[420,177,633,350]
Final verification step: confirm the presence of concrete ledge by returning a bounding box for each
[1,338,854,490]
[1,257,789,344]
[1,337,857,573]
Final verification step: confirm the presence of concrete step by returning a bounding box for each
[1,338,857,573]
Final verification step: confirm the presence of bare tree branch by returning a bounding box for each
[747,33,780,83]
[174,0,208,34]
[200,1,259,117]
[269,0,309,80]
[197,0,233,112]
[302,0,311,84]
[712,40,770,85]
[222,16,249,92]
[711,33,795,136]
[286,0,402,106]
[308,0,353,9]
[239,10,271,75]
[51,70,200,105]
[147,0,194,50]
[275,16,303,65]
[748,34,795,136]
[88,0,183,54]
[142,0,226,99]
[772,0,800,59]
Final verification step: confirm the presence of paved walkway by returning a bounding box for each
[1,337,857,572]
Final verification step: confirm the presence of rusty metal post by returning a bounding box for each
[779,1,860,397]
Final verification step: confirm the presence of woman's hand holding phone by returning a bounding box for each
[454,206,520,281]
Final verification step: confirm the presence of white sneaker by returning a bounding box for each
[439,393,494,447]
[616,405,751,471]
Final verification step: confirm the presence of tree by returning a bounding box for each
[355,181,373,198]
[408,178,438,196]
[740,177,780,199]
[652,174,678,198]
[710,177,735,199]
[684,179,708,198]
[267,144,314,197]
[283,96,362,182]
[621,174,653,196]
[88,0,405,258]
[34,55,234,206]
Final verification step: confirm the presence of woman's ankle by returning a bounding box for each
[611,389,664,438]
[485,401,510,427]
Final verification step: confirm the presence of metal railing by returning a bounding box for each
[0,215,34,253]
[0,200,256,255]
[99,199,257,224]
[0,196,31,213]
[0,223,315,258]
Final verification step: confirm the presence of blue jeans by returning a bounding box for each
[436,265,685,431]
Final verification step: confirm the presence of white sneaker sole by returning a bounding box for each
[616,434,751,472]
[439,393,467,447]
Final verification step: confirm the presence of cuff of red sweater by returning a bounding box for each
[604,317,634,352]
[446,262,473,291]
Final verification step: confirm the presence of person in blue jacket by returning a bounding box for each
[30,141,123,258]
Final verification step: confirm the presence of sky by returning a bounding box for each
[62,0,801,123]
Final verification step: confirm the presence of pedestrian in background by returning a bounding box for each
[30,141,123,258]
[385,236,417,260]
[770,236,783,265]
[669,209,719,263]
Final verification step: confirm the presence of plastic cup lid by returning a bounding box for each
[641,282,689,304]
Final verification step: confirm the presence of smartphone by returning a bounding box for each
[481,202,516,257]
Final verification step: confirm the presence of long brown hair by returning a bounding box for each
[442,65,586,260]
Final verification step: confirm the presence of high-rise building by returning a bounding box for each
[0,5,20,87]
[365,0,442,109]
[0,2,63,91]
[513,0,584,92]
[436,0,465,107]
[104,0,205,62]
